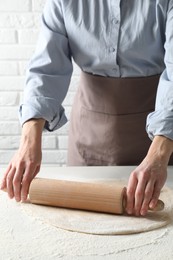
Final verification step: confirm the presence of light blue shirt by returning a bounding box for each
[19,0,173,140]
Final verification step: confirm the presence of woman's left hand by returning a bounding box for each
[126,135,173,216]
[126,156,167,216]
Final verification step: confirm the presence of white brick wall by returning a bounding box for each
[0,0,81,165]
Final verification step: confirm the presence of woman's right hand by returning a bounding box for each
[0,118,45,202]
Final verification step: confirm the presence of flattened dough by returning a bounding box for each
[20,181,173,235]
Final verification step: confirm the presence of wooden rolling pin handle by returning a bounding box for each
[149,200,165,211]
[122,197,164,212]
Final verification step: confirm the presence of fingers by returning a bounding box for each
[127,174,155,216]
[13,163,25,202]
[134,176,148,216]
[140,181,155,216]
[1,162,40,202]
[21,163,38,202]
[0,164,11,190]
[149,181,162,209]
[126,172,138,215]
[126,168,164,216]
[6,167,16,199]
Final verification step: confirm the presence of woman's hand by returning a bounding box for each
[0,118,45,202]
[126,135,173,216]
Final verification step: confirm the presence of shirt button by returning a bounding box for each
[112,18,119,25]
[109,47,116,52]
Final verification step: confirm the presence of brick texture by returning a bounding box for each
[0,0,80,165]
[0,0,31,12]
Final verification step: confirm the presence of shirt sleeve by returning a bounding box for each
[18,0,73,131]
[146,0,173,140]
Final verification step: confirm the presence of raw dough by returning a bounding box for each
[20,183,173,235]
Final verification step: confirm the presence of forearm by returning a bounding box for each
[20,118,46,147]
[0,118,45,200]
[147,135,173,165]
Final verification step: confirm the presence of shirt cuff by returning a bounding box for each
[18,99,67,132]
[146,110,173,141]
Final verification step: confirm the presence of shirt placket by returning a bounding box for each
[108,0,121,76]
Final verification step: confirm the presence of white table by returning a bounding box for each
[0,166,173,260]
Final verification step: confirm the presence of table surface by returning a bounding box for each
[0,166,173,260]
[37,165,173,188]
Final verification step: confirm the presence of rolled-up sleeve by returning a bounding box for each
[19,0,73,131]
[146,0,173,140]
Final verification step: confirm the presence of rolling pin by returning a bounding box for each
[2,178,164,214]
[29,178,164,214]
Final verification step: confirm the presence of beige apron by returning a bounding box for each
[67,71,173,166]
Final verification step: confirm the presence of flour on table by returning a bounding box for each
[20,184,173,235]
